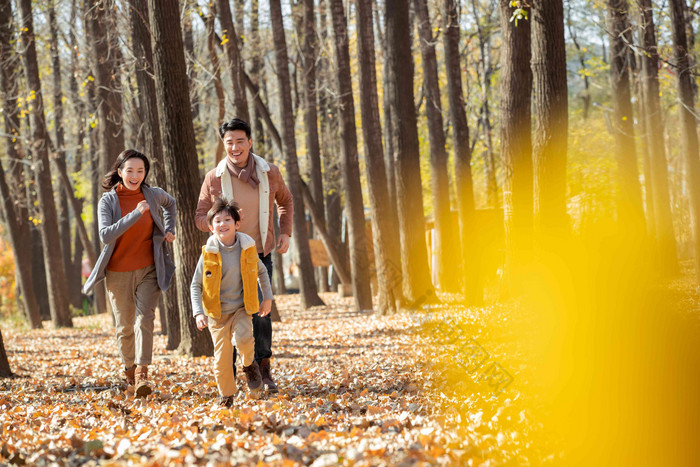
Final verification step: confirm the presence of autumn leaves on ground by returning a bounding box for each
[0,292,544,466]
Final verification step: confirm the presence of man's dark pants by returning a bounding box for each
[233,253,273,371]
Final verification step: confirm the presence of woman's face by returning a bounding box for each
[118,157,146,191]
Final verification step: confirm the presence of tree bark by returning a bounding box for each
[532,0,569,236]
[217,0,250,122]
[669,0,700,283]
[148,0,212,356]
[607,0,645,230]
[86,0,124,177]
[270,0,325,309]
[18,0,73,327]
[329,0,373,311]
[301,0,328,293]
[639,0,679,275]
[205,4,226,164]
[129,0,180,350]
[385,0,434,303]
[0,328,11,377]
[499,0,533,291]
[0,0,41,328]
[356,0,403,313]
[444,0,481,304]
[414,0,459,293]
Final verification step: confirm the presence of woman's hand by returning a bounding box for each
[136,200,150,214]
[196,314,208,330]
[165,232,175,243]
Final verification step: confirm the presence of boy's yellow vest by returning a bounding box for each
[201,233,260,319]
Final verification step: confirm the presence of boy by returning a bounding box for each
[191,198,273,406]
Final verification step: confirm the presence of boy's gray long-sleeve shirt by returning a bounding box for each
[190,233,273,317]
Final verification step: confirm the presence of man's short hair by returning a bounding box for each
[207,198,241,226]
[219,118,251,139]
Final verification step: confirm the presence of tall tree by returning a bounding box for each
[129,0,181,349]
[499,0,533,290]
[205,4,226,164]
[300,0,327,292]
[444,0,480,304]
[47,0,73,293]
[639,0,679,275]
[0,0,41,328]
[532,0,568,236]
[17,0,72,327]
[413,0,459,293]
[86,0,124,176]
[386,0,433,303]
[669,0,700,283]
[217,0,250,122]
[269,0,325,309]
[148,0,212,355]
[356,0,404,313]
[329,0,373,311]
[0,328,10,377]
[607,0,645,230]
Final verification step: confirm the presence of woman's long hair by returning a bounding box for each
[102,149,151,190]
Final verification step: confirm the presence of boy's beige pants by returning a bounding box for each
[208,309,255,396]
[105,265,160,368]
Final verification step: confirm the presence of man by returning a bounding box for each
[196,118,293,393]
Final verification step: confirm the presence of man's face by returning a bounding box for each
[223,130,252,168]
[209,211,239,246]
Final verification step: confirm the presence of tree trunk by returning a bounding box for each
[532,0,569,236]
[639,0,679,275]
[18,0,72,327]
[183,15,199,121]
[129,0,181,350]
[356,0,403,313]
[301,0,328,294]
[669,0,700,283]
[148,0,212,356]
[499,0,533,292]
[607,0,645,230]
[0,328,11,377]
[444,0,481,304]
[374,2,398,218]
[269,0,325,309]
[0,0,41,328]
[385,0,434,304]
[413,0,459,293]
[205,5,226,164]
[329,0,373,311]
[217,0,249,122]
[565,1,591,119]
[249,0,267,157]
[86,0,124,177]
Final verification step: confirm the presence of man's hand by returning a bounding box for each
[258,299,272,317]
[165,232,175,243]
[276,234,290,254]
[196,314,208,330]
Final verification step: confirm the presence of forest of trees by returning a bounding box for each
[2,0,700,363]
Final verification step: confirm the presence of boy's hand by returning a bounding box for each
[258,299,272,317]
[196,314,208,330]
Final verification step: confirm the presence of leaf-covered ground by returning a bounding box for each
[0,290,558,466]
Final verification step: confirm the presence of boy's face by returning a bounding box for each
[209,211,240,245]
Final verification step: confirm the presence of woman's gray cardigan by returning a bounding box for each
[83,185,177,294]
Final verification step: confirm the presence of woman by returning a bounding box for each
[84,149,176,397]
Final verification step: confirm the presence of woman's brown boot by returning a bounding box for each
[134,365,152,397]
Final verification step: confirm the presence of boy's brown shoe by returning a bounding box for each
[134,365,152,398]
[260,358,279,393]
[242,361,263,399]
[124,365,136,394]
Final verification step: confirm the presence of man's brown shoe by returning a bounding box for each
[260,358,279,393]
[134,365,152,397]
